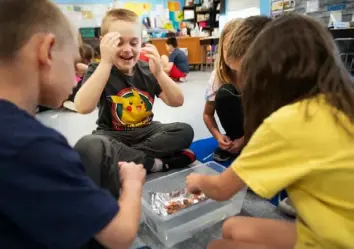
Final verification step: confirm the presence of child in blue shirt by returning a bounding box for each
[0,1,145,249]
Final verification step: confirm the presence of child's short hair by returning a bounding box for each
[227,16,272,61]
[241,13,354,142]
[79,44,94,64]
[101,9,140,36]
[215,18,243,84]
[166,37,178,48]
[0,0,73,60]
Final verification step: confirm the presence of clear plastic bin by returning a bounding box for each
[141,161,247,247]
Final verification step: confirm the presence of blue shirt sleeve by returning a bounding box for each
[168,50,178,63]
[0,136,119,249]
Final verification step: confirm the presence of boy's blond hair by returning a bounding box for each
[0,0,73,60]
[227,16,272,61]
[215,19,243,84]
[101,9,140,36]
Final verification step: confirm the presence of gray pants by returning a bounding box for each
[74,122,194,195]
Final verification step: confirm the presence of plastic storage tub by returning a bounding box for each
[141,161,247,247]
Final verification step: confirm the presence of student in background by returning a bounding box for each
[161,37,189,82]
[187,14,354,249]
[0,1,146,249]
[64,43,94,111]
[74,9,195,178]
[203,19,243,162]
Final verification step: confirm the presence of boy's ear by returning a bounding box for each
[38,33,56,66]
[99,36,103,41]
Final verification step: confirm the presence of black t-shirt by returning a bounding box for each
[83,61,162,131]
[0,100,118,249]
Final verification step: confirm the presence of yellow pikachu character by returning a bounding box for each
[110,89,152,125]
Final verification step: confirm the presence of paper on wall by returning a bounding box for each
[306,0,319,13]
[156,4,164,14]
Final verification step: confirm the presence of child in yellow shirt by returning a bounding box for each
[187,13,354,249]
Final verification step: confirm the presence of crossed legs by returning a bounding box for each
[208,217,297,249]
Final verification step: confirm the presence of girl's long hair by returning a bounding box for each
[215,19,242,85]
[241,13,354,143]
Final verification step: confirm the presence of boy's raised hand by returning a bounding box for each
[141,44,162,77]
[100,32,120,65]
[118,162,146,186]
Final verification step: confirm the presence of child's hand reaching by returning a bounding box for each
[141,44,162,77]
[118,162,146,186]
[186,173,202,194]
[100,32,120,65]
[217,134,232,150]
[227,137,244,154]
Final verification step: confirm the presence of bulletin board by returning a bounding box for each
[58,4,112,28]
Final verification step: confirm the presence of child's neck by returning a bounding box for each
[116,65,134,76]
[0,68,38,115]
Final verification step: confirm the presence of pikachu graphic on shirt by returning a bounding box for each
[110,88,153,127]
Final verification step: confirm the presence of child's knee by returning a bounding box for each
[74,134,110,158]
[179,123,194,145]
[222,217,258,242]
[206,240,219,249]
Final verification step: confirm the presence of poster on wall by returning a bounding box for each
[283,0,295,11]
[123,2,152,16]
[82,10,93,20]
[271,0,284,12]
[306,0,319,13]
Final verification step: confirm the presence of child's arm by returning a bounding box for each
[186,167,246,201]
[203,101,220,138]
[203,101,232,150]
[142,44,184,107]
[75,32,120,114]
[96,162,145,249]
[156,72,184,107]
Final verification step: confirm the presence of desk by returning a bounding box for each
[151,36,220,65]
[200,36,219,46]
[152,37,202,64]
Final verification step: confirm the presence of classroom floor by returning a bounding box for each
[36,71,292,249]
[37,71,215,146]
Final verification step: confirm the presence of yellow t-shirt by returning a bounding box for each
[232,96,354,249]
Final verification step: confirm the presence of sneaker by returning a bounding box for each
[278,197,297,217]
[63,100,77,112]
[162,149,196,171]
[213,148,232,162]
[179,77,187,82]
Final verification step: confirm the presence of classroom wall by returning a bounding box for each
[54,0,184,28]
[260,0,271,15]
[219,0,260,30]
[294,0,354,24]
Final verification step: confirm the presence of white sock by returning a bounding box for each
[151,158,163,172]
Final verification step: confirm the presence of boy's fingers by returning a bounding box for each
[102,32,117,43]
[144,54,158,62]
[108,33,120,47]
[141,47,158,56]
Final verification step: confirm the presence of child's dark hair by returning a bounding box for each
[227,15,272,62]
[79,44,94,64]
[166,37,178,48]
[241,13,354,143]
